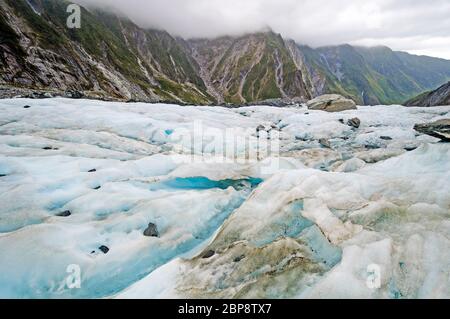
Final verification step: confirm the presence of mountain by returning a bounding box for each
[2,0,450,105]
[186,33,311,104]
[295,44,450,105]
[405,81,450,106]
[0,0,213,104]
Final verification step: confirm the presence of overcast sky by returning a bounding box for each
[75,0,450,59]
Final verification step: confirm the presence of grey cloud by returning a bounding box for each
[74,0,450,59]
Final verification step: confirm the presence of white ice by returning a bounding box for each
[0,98,448,299]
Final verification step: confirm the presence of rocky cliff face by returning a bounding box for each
[2,0,450,105]
[405,82,450,107]
[0,0,212,104]
[186,32,311,104]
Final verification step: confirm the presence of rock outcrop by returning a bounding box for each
[307,94,357,112]
[405,82,450,107]
[414,119,450,141]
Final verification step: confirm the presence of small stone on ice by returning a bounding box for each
[143,223,159,237]
[202,250,215,259]
[56,210,71,217]
[347,117,361,128]
[319,138,331,148]
[88,169,97,173]
[99,245,109,254]
[23,105,31,109]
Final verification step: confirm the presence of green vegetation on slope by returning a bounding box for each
[299,43,450,105]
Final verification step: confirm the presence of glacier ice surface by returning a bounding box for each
[0,98,449,298]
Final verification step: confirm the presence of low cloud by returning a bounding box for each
[74,0,450,59]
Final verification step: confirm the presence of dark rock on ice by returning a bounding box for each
[56,210,71,217]
[143,223,159,237]
[347,117,361,128]
[99,245,109,254]
[202,250,215,259]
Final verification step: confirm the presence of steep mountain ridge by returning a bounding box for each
[187,32,311,104]
[2,0,450,105]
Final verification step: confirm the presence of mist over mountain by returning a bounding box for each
[1,0,450,105]
[73,0,450,60]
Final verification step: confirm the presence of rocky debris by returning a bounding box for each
[347,117,361,128]
[201,250,215,259]
[233,255,246,263]
[99,245,109,254]
[307,94,357,112]
[414,119,450,142]
[56,210,71,217]
[93,186,101,190]
[88,169,97,173]
[143,223,159,237]
[380,136,393,140]
[42,146,58,150]
[405,81,450,107]
[65,90,84,99]
[0,86,117,102]
[245,98,304,107]
[24,92,54,99]
[338,119,345,124]
[319,138,331,149]
[23,105,31,109]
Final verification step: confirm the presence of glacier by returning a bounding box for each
[0,98,449,299]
